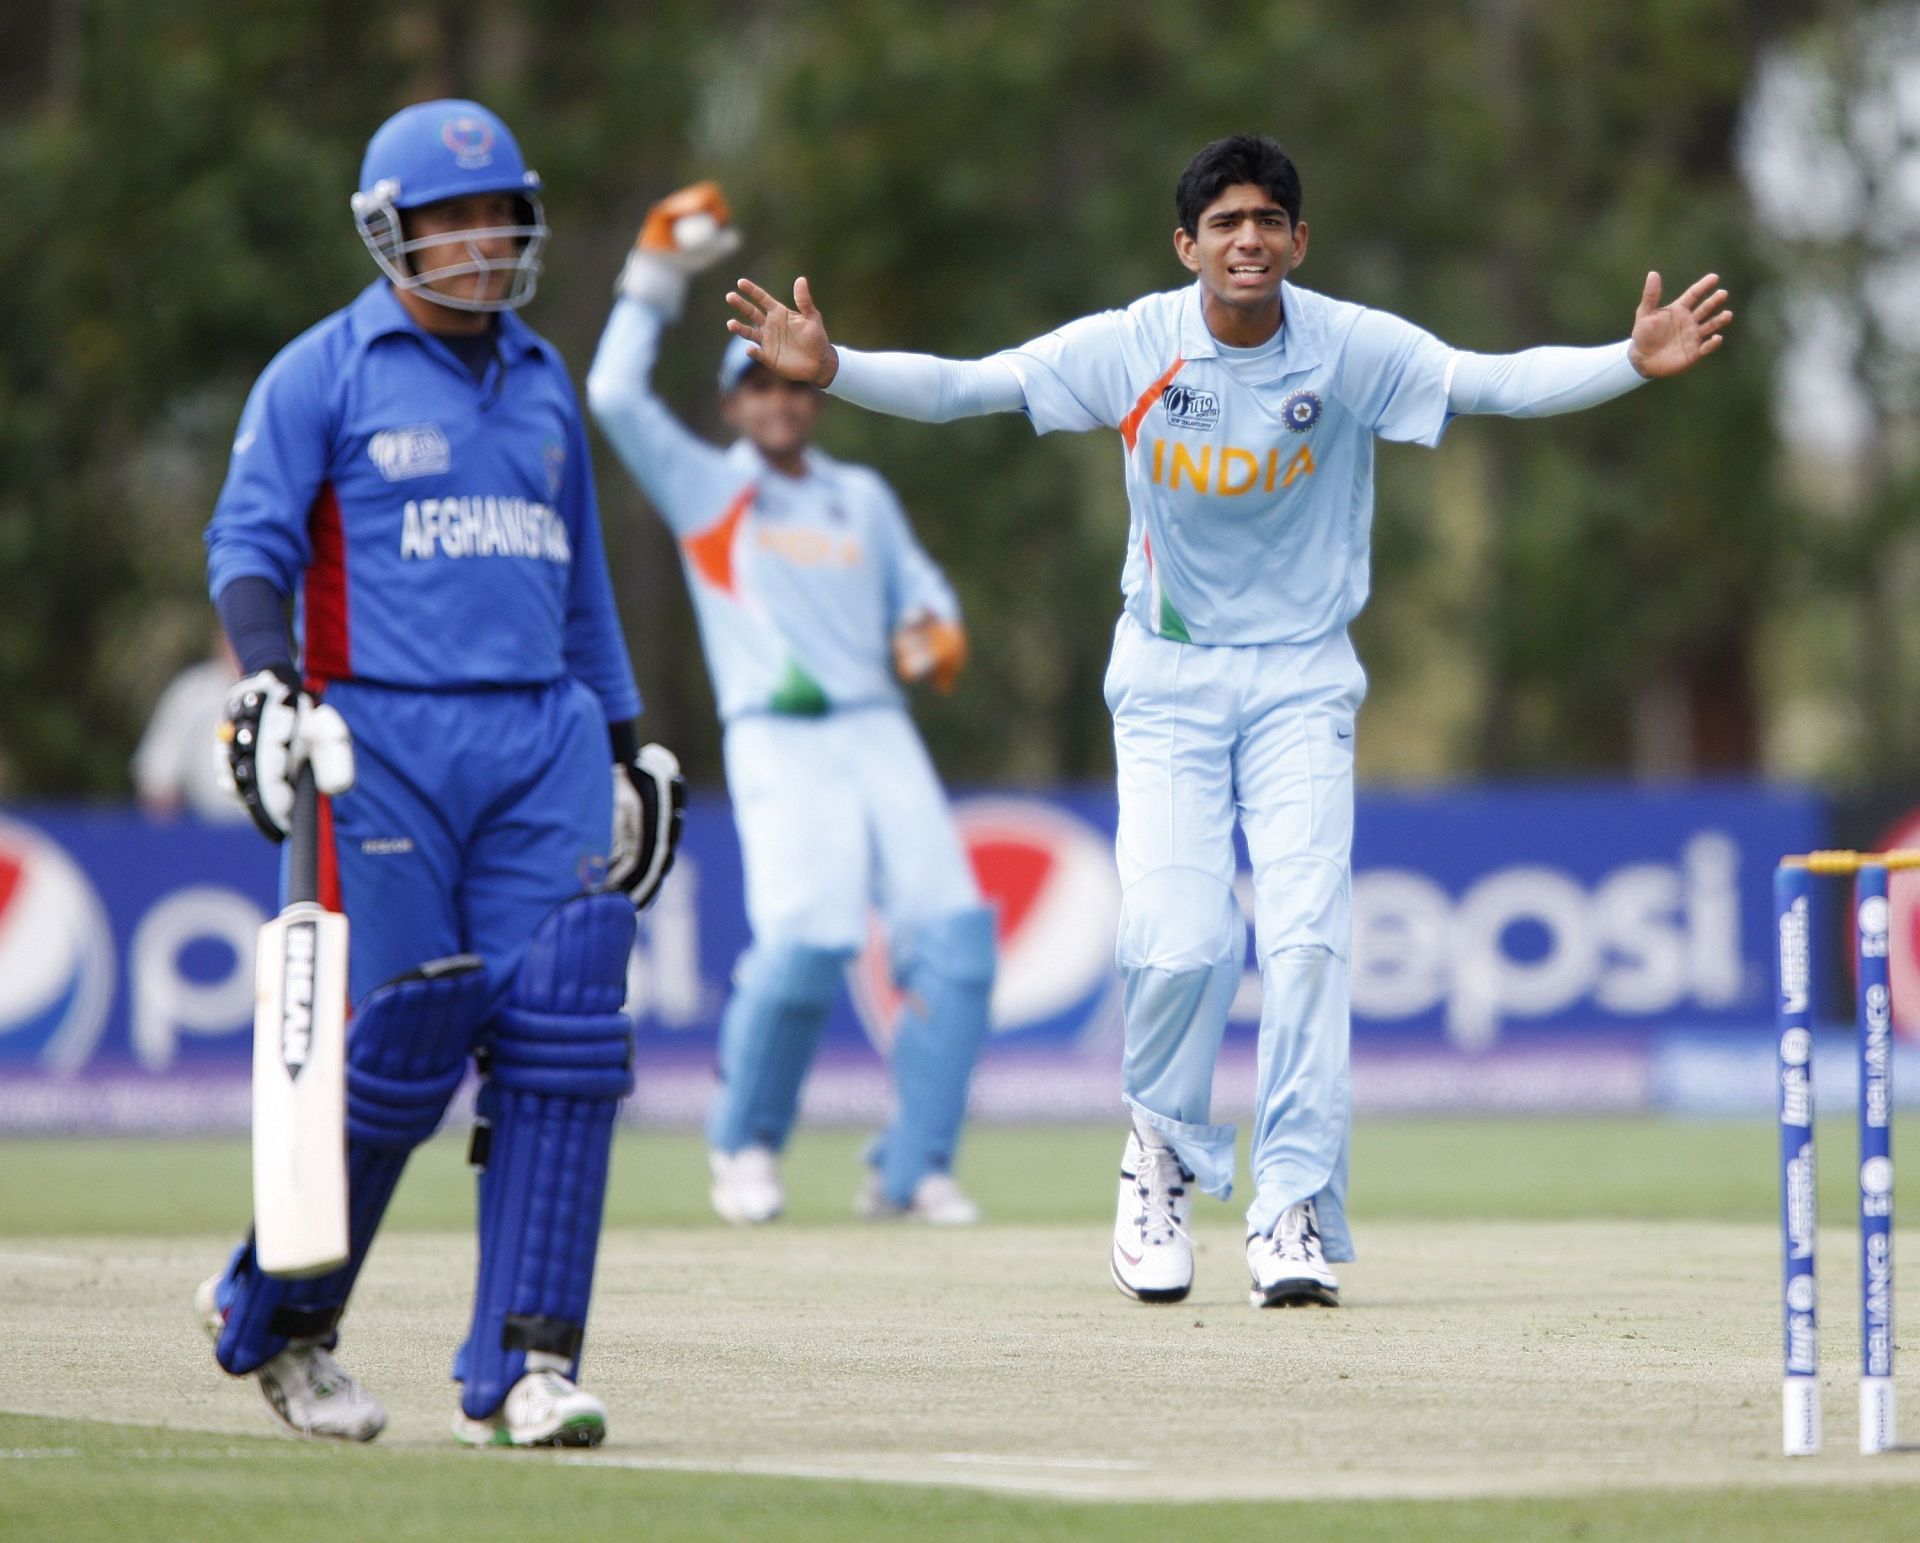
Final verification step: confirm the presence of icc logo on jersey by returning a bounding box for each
[1162,384,1220,432]
[369,423,453,482]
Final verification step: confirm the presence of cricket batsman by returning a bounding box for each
[725,135,1731,1306]
[586,184,995,1226]
[195,99,684,1444]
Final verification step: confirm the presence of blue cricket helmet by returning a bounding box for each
[350,99,548,313]
[717,334,760,394]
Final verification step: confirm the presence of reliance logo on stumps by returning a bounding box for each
[1779,894,1810,1016]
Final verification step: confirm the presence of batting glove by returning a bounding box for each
[616,181,743,318]
[219,666,356,842]
[610,743,687,910]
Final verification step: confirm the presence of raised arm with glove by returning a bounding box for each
[615,181,743,318]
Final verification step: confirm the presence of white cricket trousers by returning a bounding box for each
[722,705,981,948]
[1105,612,1364,1259]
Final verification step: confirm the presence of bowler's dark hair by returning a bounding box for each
[1175,136,1302,234]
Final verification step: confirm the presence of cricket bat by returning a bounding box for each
[252,764,350,1277]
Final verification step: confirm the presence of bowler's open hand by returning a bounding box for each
[727,276,839,387]
[1628,272,1732,379]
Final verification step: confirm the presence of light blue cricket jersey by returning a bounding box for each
[205,281,640,720]
[588,298,959,722]
[999,280,1452,647]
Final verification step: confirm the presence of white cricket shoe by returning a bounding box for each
[709,1145,784,1225]
[452,1355,607,1449]
[1247,1199,1340,1308]
[855,1170,982,1225]
[1111,1124,1194,1303]
[195,1273,387,1442]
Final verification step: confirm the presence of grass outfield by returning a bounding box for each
[5,1118,1920,1539]
[5,1415,1920,1542]
[0,1115,1891,1235]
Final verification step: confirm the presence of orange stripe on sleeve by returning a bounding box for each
[681,485,755,597]
[1119,359,1186,452]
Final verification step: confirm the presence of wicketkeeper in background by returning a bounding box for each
[588,184,994,1226]
[197,99,683,1446]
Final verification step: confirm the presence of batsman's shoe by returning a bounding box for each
[1111,1126,1195,1303]
[194,1273,387,1442]
[709,1145,784,1225]
[453,1357,607,1449]
[855,1171,982,1225]
[1247,1200,1341,1308]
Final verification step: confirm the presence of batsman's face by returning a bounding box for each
[723,370,823,461]
[402,194,522,307]
[1175,183,1307,310]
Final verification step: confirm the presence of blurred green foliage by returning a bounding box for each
[0,0,1840,795]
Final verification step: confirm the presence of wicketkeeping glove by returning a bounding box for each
[616,181,743,318]
[610,743,687,910]
[892,616,969,694]
[219,665,356,842]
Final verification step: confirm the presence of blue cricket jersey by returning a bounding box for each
[205,281,640,722]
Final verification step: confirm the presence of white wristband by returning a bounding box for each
[615,251,689,318]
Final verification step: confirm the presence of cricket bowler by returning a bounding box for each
[725,134,1731,1307]
[587,184,994,1226]
[196,99,684,1444]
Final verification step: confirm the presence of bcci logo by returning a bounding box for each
[369,423,452,482]
[441,115,496,169]
[1281,389,1323,434]
[1161,384,1219,432]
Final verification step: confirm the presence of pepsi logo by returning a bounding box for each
[850,798,1120,1051]
[1873,807,1920,1040]
[0,817,116,1072]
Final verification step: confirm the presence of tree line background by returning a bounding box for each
[1,0,1910,798]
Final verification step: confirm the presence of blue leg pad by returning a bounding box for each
[455,893,636,1420]
[871,908,996,1205]
[705,941,850,1154]
[214,955,490,1375]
